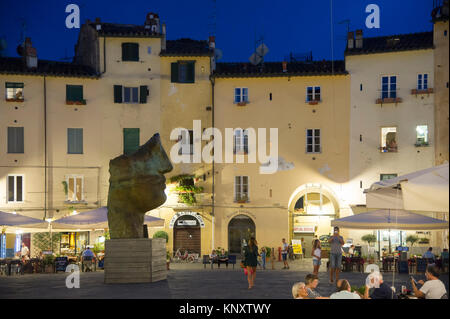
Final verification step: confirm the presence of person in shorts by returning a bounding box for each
[281,238,289,269]
[328,226,344,285]
[312,239,322,275]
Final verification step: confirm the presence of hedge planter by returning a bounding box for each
[5,98,24,102]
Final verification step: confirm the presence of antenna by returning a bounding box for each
[19,18,26,44]
[338,19,351,33]
[208,0,217,37]
[249,35,269,67]
[59,48,72,62]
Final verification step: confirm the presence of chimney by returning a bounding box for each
[355,29,363,49]
[347,31,354,49]
[145,12,160,33]
[208,35,215,49]
[161,23,166,50]
[282,61,287,73]
[95,17,101,30]
[23,37,37,69]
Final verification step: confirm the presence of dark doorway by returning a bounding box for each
[228,215,255,255]
[173,215,201,254]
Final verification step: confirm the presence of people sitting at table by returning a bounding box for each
[330,279,361,299]
[363,271,397,299]
[423,247,435,262]
[411,265,447,299]
[305,274,329,299]
[217,249,229,268]
[209,250,218,265]
[347,245,355,257]
[81,247,96,272]
[292,282,309,299]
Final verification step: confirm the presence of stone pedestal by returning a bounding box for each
[104,238,166,284]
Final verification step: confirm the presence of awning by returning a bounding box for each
[331,209,449,230]
[52,207,165,229]
[365,163,449,212]
[0,211,44,226]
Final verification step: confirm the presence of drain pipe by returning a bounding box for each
[43,75,47,221]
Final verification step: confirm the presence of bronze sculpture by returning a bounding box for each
[107,133,173,239]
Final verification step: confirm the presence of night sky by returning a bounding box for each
[0,0,434,63]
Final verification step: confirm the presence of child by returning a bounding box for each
[260,247,266,270]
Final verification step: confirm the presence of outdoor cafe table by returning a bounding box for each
[342,256,364,272]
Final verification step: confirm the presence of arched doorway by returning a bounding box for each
[173,214,201,254]
[228,215,255,255]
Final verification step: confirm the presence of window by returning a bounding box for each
[123,87,139,103]
[178,130,194,155]
[381,76,397,99]
[123,128,140,155]
[235,176,249,202]
[113,85,148,103]
[416,125,429,146]
[381,127,397,152]
[66,175,83,202]
[234,129,249,153]
[306,86,321,102]
[66,85,84,102]
[67,128,83,154]
[8,175,24,202]
[234,88,249,103]
[417,74,428,90]
[5,82,24,101]
[7,127,24,153]
[306,129,321,153]
[380,174,398,181]
[171,61,195,83]
[122,43,139,61]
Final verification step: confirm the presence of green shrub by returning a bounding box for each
[406,235,419,247]
[153,231,169,243]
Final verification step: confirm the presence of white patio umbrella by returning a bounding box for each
[364,163,449,212]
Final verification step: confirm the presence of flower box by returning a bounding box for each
[307,100,319,105]
[376,97,402,104]
[411,88,433,95]
[5,98,24,102]
[66,99,86,105]
[237,101,247,106]
[414,142,429,147]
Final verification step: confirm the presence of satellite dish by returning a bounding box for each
[249,53,262,65]
[214,48,223,60]
[256,43,269,56]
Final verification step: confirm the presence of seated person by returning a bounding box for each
[209,250,218,264]
[363,271,397,299]
[305,274,329,299]
[411,265,447,299]
[292,282,309,299]
[81,247,96,272]
[423,247,435,262]
[441,248,449,259]
[330,279,361,299]
[348,245,355,257]
[217,249,229,268]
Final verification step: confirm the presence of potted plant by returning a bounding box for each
[237,101,247,106]
[406,235,419,251]
[419,237,430,245]
[361,234,377,263]
[43,255,55,273]
[153,231,170,269]
[236,194,249,203]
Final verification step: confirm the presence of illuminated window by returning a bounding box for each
[380,174,397,181]
[381,127,397,153]
[15,234,22,253]
[67,175,83,202]
[5,82,24,100]
[415,125,429,146]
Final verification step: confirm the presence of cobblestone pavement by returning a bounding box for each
[0,259,448,299]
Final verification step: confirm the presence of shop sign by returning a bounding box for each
[177,220,198,226]
[169,212,205,228]
[293,226,315,233]
[291,239,303,254]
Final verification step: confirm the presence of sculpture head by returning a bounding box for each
[107,133,173,239]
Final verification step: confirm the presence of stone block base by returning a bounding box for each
[104,238,166,284]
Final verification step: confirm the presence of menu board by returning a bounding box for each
[54,257,68,272]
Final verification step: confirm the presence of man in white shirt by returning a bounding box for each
[411,265,447,299]
[330,279,361,299]
[20,243,29,259]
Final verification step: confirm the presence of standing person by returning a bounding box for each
[328,226,344,285]
[281,238,289,269]
[260,247,266,270]
[243,237,258,289]
[312,239,322,275]
[20,242,29,259]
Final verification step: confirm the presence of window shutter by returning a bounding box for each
[66,85,71,101]
[187,62,195,83]
[68,128,83,154]
[123,128,140,155]
[114,85,122,103]
[122,43,139,61]
[139,86,148,103]
[7,127,24,153]
[122,43,129,61]
[171,63,179,82]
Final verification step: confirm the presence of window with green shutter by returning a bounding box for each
[7,127,24,153]
[66,85,84,103]
[171,61,195,83]
[67,128,83,154]
[122,43,139,61]
[123,128,140,155]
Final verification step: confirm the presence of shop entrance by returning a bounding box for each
[228,215,255,255]
[173,215,201,254]
[293,233,314,257]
